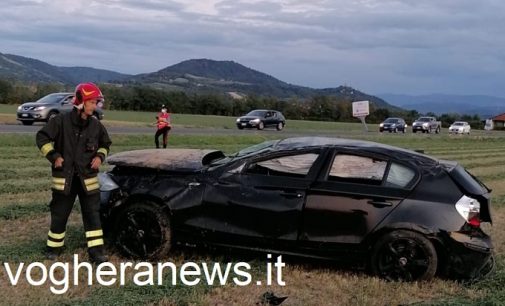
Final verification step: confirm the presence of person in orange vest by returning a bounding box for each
[155,105,171,148]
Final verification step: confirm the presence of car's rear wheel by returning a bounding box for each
[22,121,34,126]
[113,201,171,260]
[370,230,437,282]
[257,122,265,130]
[276,122,284,131]
[435,127,440,134]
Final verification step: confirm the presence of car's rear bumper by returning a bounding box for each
[441,231,494,280]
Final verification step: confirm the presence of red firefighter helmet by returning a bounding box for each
[73,83,104,107]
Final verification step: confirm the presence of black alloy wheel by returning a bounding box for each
[370,230,437,282]
[113,201,171,260]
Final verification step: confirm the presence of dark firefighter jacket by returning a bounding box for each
[36,108,112,195]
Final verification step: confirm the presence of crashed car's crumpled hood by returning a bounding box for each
[106,149,224,171]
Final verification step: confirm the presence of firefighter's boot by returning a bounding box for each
[88,246,108,264]
[45,246,63,260]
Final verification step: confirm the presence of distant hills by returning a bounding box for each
[0,52,396,110]
[4,52,503,116]
[0,53,130,84]
[379,93,505,118]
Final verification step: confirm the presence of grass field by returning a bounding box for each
[1,105,505,305]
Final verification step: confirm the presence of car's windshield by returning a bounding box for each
[452,122,465,126]
[417,117,431,122]
[384,118,399,123]
[36,94,67,104]
[246,110,266,117]
[234,140,278,158]
[207,140,279,167]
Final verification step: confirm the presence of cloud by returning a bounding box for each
[0,0,504,96]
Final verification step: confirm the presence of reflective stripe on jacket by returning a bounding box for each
[36,109,112,195]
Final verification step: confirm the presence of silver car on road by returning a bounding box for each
[17,92,104,125]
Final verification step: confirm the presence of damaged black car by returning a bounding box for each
[99,137,494,281]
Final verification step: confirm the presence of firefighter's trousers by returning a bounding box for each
[46,174,104,251]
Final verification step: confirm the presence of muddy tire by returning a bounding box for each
[370,230,437,282]
[113,201,171,260]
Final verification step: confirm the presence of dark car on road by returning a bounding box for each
[99,137,494,281]
[236,109,285,130]
[379,117,407,133]
[17,92,104,125]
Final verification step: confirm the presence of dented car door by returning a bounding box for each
[197,150,323,246]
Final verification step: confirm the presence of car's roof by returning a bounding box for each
[273,137,437,164]
[384,117,403,120]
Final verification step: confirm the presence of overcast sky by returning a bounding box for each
[1,0,504,96]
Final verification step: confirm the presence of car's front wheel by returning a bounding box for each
[22,121,34,126]
[47,111,58,121]
[113,201,171,260]
[370,230,437,281]
[257,121,265,130]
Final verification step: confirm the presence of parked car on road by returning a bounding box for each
[449,121,471,134]
[17,92,104,125]
[379,117,407,133]
[99,137,494,282]
[236,109,285,130]
[412,116,441,134]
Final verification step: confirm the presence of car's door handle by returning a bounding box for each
[280,192,302,198]
[188,182,201,187]
[367,200,393,207]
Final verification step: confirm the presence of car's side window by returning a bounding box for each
[384,163,416,188]
[246,153,319,178]
[328,154,387,185]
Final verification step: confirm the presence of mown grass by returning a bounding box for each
[1,132,505,305]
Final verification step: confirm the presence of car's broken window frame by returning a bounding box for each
[321,148,420,190]
[240,148,325,180]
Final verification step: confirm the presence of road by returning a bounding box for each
[0,123,349,137]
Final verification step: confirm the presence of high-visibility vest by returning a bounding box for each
[157,112,170,129]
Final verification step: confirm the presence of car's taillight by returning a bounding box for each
[455,195,481,228]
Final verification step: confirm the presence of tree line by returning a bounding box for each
[0,78,483,127]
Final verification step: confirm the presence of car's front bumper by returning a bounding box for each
[16,110,48,121]
[237,122,259,128]
[380,126,402,132]
[412,125,429,131]
[441,230,494,280]
[449,129,464,134]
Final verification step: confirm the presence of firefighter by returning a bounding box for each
[154,105,171,148]
[36,82,112,264]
